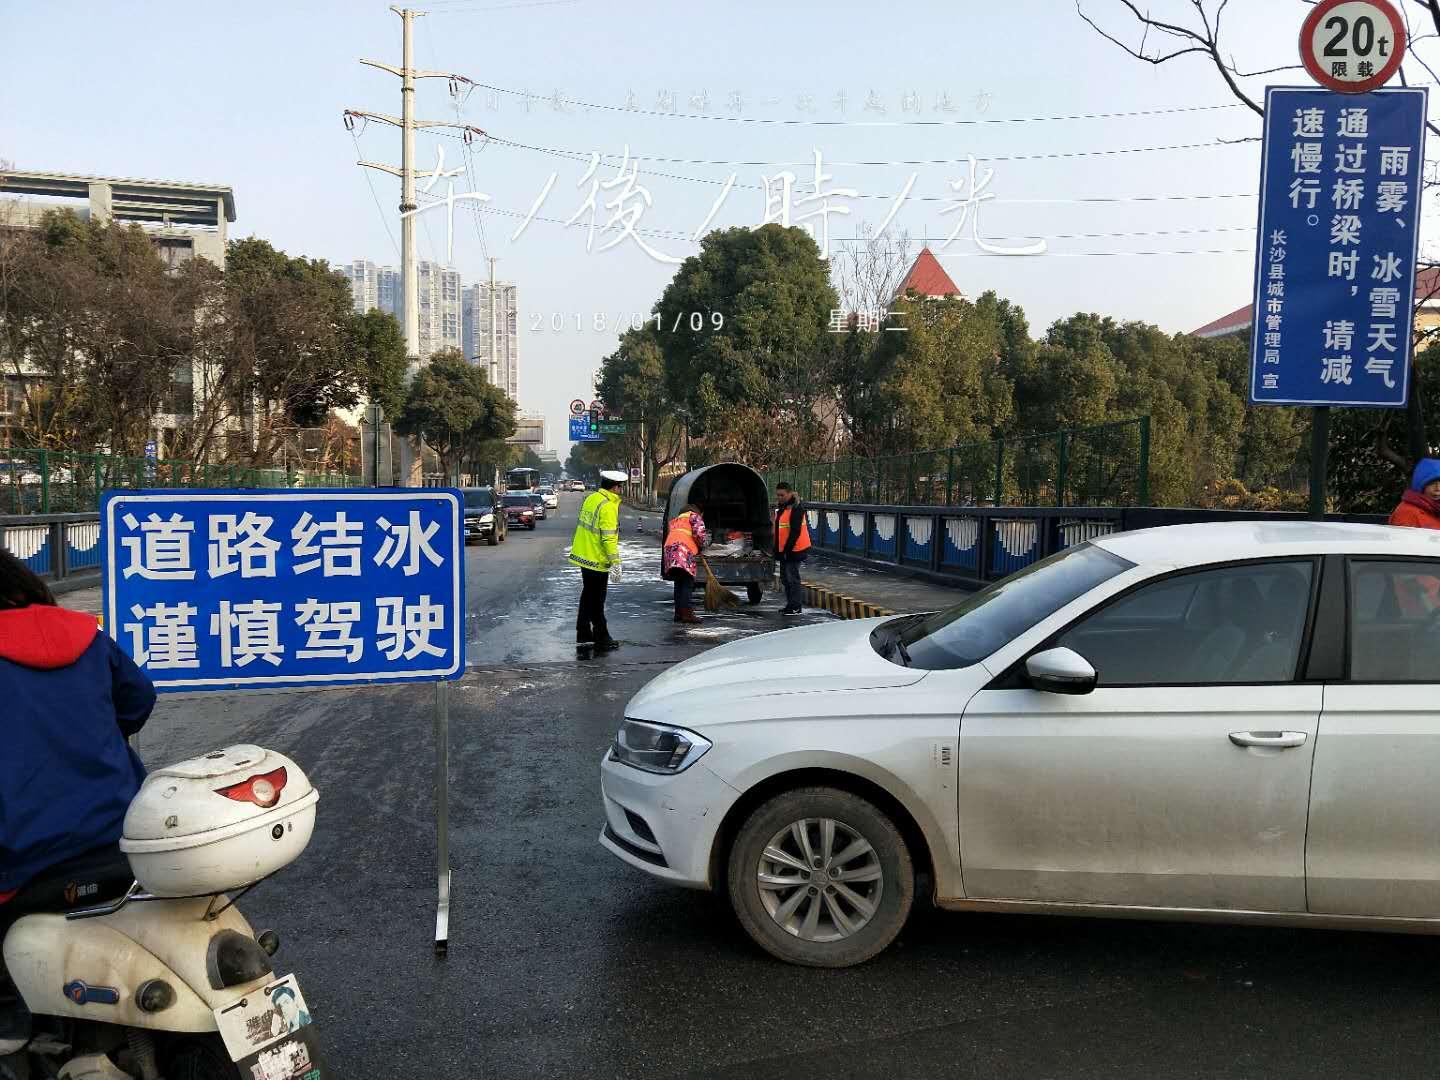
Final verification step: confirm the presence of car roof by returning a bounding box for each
[1093,520,1440,568]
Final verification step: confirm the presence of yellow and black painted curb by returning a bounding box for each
[801,581,894,621]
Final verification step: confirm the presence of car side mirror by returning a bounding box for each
[1025,647,1097,695]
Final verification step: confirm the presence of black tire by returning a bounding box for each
[487,528,499,546]
[746,582,764,604]
[161,1034,233,1080]
[727,786,913,968]
[529,522,537,530]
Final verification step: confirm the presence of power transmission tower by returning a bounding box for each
[344,5,483,371]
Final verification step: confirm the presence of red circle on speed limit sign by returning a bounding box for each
[1300,0,1406,93]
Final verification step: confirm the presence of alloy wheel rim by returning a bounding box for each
[756,817,883,942]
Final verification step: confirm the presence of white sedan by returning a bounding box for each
[599,521,1440,966]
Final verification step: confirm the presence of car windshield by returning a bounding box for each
[503,494,531,507]
[463,489,494,509]
[876,543,1133,671]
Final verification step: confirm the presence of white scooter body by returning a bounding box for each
[1,745,317,1076]
[4,898,271,1034]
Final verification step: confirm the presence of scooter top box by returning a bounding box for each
[120,745,319,898]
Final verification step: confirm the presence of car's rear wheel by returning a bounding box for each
[727,786,913,968]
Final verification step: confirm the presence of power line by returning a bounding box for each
[466,86,1244,127]
[484,136,1245,169]
[349,129,401,259]
[413,188,1257,255]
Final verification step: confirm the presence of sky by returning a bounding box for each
[4,1,1439,457]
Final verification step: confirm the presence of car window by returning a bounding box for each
[503,494,530,507]
[1348,560,1440,681]
[1057,560,1314,686]
[893,543,1132,670]
[463,489,494,509]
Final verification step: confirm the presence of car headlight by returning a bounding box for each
[611,719,711,774]
[480,513,493,523]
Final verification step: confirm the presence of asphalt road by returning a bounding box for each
[130,494,1440,1079]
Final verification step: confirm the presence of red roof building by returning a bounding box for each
[1191,267,1440,339]
[893,247,963,302]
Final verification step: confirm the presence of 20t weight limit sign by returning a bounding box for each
[1301,0,1406,93]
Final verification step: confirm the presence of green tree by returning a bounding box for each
[394,349,516,483]
[596,327,685,495]
[349,308,408,423]
[200,238,366,464]
[655,224,838,467]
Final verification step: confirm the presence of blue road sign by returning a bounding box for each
[1250,86,1427,407]
[568,416,604,442]
[101,489,465,692]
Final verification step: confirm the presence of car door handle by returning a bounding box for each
[1229,730,1308,749]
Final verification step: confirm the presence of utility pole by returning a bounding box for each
[345,6,484,480]
[488,256,500,389]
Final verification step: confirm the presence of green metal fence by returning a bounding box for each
[0,447,364,515]
[765,417,1150,508]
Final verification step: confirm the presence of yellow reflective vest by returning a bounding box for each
[569,488,621,571]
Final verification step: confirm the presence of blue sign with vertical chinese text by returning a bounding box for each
[568,416,604,442]
[1250,86,1426,407]
[101,489,464,692]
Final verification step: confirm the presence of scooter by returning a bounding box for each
[1,745,319,1080]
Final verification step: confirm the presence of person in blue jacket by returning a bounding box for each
[0,549,156,900]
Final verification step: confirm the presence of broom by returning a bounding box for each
[699,554,741,612]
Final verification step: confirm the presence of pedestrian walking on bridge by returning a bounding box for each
[570,469,627,650]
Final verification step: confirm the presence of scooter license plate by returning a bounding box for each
[214,974,329,1077]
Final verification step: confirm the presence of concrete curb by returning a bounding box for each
[801,580,894,621]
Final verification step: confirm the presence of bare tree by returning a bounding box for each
[832,224,914,321]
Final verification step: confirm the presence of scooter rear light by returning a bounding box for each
[214,766,288,808]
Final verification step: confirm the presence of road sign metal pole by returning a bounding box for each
[1309,406,1331,519]
[434,678,451,957]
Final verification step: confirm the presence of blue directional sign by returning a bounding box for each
[101,489,464,692]
[1251,86,1427,407]
[568,416,604,442]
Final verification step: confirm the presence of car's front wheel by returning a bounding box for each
[727,786,913,967]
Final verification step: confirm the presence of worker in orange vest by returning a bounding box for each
[773,481,811,616]
[662,502,708,624]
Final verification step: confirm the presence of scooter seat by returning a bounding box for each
[0,846,134,920]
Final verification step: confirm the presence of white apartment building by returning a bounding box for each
[342,259,460,361]
[462,279,519,401]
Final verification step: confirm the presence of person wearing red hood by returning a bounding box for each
[1389,457,1440,529]
[0,550,156,900]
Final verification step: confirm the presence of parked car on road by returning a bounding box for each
[461,486,506,545]
[503,492,537,530]
[527,492,547,520]
[600,521,1440,967]
[538,485,559,510]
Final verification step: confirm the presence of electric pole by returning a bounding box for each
[344,6,484,484]
[488,256,499,391]
[345,6,483,372]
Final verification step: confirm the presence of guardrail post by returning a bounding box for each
[53,520,68,581]
[38,448,50,514]
[1056,430,1069,508]
[1138,415,1151,505]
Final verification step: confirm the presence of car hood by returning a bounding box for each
[627,617,926,717]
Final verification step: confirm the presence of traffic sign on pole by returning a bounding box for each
[568,417,604,442]
[102,488,465,691]
[569,398,586,417]
[1249,86,1426,408]
[1300,0,1406,94]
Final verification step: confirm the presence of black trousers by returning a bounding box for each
[577,568,611,641]
[672,571,695,612]
[778,553,806,609]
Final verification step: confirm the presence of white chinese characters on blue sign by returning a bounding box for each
[1250,86,1427,408]
[101,490,465,692]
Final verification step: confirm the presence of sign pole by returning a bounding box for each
[434,678,451,957]
[1309,406,1331,519]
